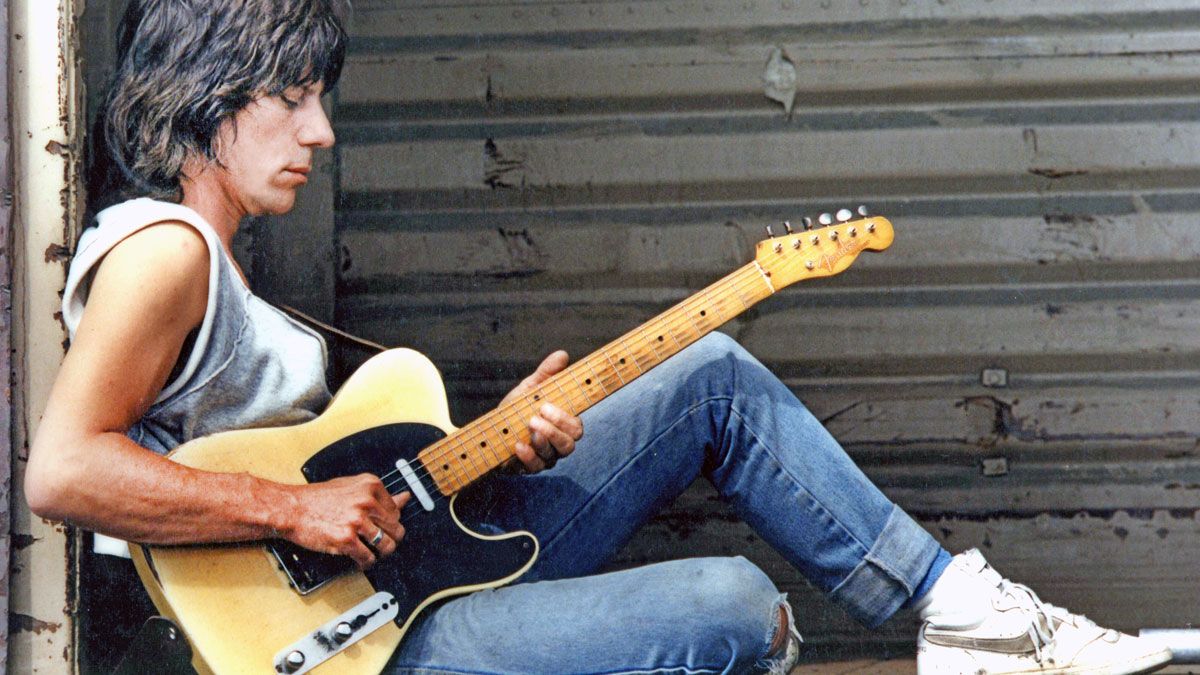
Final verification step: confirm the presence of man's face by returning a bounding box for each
[210,81,334,217]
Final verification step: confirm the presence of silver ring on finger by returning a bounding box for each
[370,529,384,547]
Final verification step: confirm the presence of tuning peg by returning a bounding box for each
[818,213,833,226]
[856,205,869,217]
[783,220,793,234]
[802,217,814,230]
[765,224,775,238]
[835,208,852,222]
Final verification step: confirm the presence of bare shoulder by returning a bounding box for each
[87,220,212,331]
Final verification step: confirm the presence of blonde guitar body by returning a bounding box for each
[131,348,539,674]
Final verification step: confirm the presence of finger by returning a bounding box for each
[355,475,400,523]
[392,491,412,515]
[517,351,571,391]
[539,403,584,441]
[373,511,404,544]
[535,350,570,378]
[347,538,377,570]
[531,417,575,458]
[514,441,546,473]
[363,526,396,557]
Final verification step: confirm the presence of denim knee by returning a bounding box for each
[671,557,796,672]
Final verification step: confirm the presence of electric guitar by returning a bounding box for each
[130,214,894,674]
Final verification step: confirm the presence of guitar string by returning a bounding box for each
[376,263,774,517]
[373,241,838,516]
[379,239,848,517]
[378,231,860,509]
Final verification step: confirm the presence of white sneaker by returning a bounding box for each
[916,550,1172,675]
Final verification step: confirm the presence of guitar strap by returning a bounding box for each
[277,303,389,354]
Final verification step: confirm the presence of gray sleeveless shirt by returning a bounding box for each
[63,198,332,455]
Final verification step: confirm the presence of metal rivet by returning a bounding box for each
[286,651,306,670]
[792,239,801,249]
[981,368,1008,388]
[805,261,815,270]
[849,227,857,237]
[774,242,783,253]
[811,235,819,245]
[830,231,839,241]
[867,223,876,233]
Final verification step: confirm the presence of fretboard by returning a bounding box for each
[418,261,777,495]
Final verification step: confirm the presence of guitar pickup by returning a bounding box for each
[272,592,398,674]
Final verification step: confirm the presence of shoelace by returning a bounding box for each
[997,578,1061,664]
[996,578,1113,665]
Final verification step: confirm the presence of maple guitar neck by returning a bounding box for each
[418,216,895,496]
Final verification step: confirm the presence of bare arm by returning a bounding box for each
[25,223,405,568]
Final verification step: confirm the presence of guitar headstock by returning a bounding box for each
[753,209,893,290]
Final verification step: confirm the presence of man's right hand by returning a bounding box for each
[277,474,411,570]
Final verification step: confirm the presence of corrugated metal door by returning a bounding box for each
[331,0,1200,657]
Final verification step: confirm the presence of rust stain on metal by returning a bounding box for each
[11,614,61,635]
[43,140,69,157]
[43,243,70,263]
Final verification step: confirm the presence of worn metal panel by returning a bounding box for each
[332,3,1200,654]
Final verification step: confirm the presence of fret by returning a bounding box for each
[697,287,721,328]
[641,324,666,360]
[565,367,595,406]
[550,378,578,415]
[679,302,703,343]
[600,348,627,385]
[663,322,683,350]
[584,358,611,395]
[479,417,508,477]
[624,331,656,371]
[616,335,645,375]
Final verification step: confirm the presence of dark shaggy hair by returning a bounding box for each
[89,0,349,210]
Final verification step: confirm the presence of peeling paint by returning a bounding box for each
[10,614,60,636]
[762,47,796,114]
[43,139,68,156]
[11,534,39,551]
[42,243,70,263]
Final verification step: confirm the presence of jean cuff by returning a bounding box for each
[827,504,943,628]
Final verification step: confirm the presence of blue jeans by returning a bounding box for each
[386,333,945,674]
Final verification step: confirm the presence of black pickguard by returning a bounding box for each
[267,423,537,628]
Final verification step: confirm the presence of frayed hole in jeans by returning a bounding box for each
[758,600,802,674]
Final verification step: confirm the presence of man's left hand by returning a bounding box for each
[501,350,584,473]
